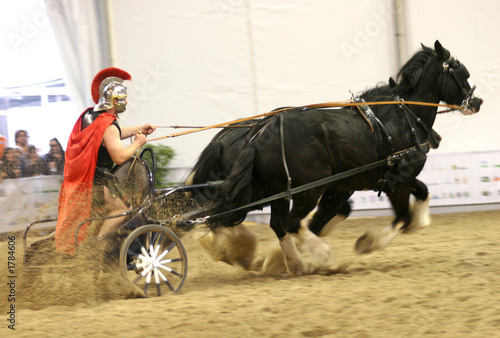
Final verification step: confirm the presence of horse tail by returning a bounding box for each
[220,142,257,208]
[190,140,226,184]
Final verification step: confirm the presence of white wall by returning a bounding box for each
[111,0,500,171]
[112,0,400,170]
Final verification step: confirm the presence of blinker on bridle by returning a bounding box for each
[442,58,476,111]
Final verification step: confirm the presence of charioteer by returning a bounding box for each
[55,68,156,255]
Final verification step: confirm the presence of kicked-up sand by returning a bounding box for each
[1,209,499,337]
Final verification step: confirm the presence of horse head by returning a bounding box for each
[397,40,483,115]
[433,40,483,115]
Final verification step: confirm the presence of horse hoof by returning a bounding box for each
[404,217,431,233]
[354,232,377,255]
[287,264,307,276]
[261,246,287,275]
[403,223,428,234]
[283,257,309,276]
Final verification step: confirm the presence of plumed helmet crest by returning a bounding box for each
[91,67,131,104]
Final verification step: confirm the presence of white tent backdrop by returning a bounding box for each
[45,0,113,110]
[44,0,499,174]
[111,0,399,171]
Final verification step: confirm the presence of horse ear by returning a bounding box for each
[421,43,432,53]
[434,40,450,60]
[389,77,396,88]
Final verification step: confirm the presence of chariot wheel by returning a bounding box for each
[119,224,188,297]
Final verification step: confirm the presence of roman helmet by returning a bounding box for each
[91,67,131,113]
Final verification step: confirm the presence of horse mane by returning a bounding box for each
[359,82,393,100]
[395,45,437,94]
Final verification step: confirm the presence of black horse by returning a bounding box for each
[187,80,434,238]
[197,41,482,275]
[187,100,424,272]
[187,84,463,272]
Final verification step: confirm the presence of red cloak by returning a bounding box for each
[55,110,116,255]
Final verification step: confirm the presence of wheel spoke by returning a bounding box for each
[149,243,156,260]
[165,241,177,253]
[157,269,168,281]
[154,269,161,296]
[160,258,183,264]
[140,246,151,259]
[138,253,153,264]
[153,242,161,258]
[151,231,159,246]
[120,225,188,297]
[141,264,154,277]
[154,267,160,285]
[163,279,174,292]
[155,232,165,246]
[157,242,177,261]
[158,264,183,277]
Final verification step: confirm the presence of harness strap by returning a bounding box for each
[279,113,293,203]
[441,64,448,99]
[205,156,396,221]
[353,100,394,156]
[398,99,441,149]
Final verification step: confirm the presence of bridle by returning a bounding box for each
[441,57,476,112]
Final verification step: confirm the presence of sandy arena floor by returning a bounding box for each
[1,209,499,337]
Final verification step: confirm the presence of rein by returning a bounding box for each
[146,100,462,142]
[154,125,255,129]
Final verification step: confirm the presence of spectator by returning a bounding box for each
[15,130,31,158]
[0,133,6,158]
[0,147,23,179]
[24,145,47,177]
[44,138,65,175]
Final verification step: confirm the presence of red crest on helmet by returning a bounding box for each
[91,67,131,104]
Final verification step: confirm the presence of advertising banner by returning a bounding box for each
[350,151,500,209]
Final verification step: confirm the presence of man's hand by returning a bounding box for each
[133,132,148,147]
[139,124,156,135]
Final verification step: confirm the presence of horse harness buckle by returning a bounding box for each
[351,96,394,157]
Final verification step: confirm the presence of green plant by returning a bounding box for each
[141,144,175,188]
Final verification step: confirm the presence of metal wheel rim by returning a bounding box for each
[120,225,188,296]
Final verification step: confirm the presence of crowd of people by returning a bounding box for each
[0,130,65,180]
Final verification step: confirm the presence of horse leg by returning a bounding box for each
[355,186,412,254]
[262,199,304,275]
[308,189,353,237]
[266,192,335,275]
[406,178,431,232]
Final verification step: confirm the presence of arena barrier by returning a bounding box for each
[0,175,62,233]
